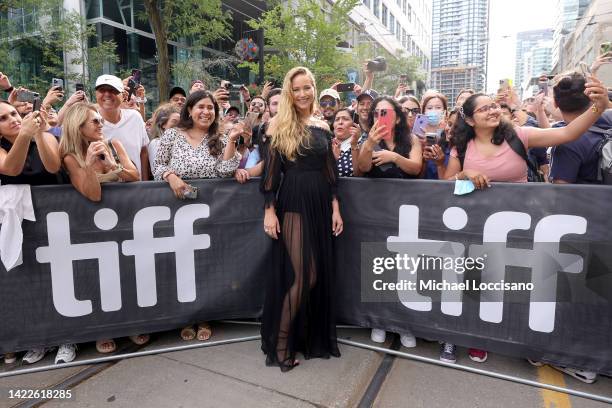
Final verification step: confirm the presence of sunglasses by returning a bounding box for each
[250,101,265,107]
[90,117,105,126]
[402,107,420,115]
[474,103,501,114]
[320,100,337,108]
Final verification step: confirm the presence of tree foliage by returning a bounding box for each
[0,0,118,94]
[142,0,232,102]
[243,0,361,89]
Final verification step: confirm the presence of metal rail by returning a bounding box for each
[0,335,260,379]
[337,338,612,405]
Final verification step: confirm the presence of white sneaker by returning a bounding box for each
[22,348,47,364]
[55,344,76,364]
[551,365,597,384]
[400,332,416,348]
[4,353,16,364]
[370,328,386,343]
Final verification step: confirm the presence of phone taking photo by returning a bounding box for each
[376,109,394,141]
[131,69,141,86]
[52,78,64,91]
[412,114,428,138]
[336,83,355,93]
[75,83,84,92]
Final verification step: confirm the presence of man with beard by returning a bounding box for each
[319,88,341,127]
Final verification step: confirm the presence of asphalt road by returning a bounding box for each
[1,323,610,408]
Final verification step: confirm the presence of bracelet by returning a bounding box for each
[162,171,175,182]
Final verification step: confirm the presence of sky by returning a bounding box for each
[486,0,557,93]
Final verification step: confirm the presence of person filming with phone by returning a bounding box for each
[357,96,422,178]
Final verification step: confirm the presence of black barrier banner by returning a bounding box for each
[1,179,611,374]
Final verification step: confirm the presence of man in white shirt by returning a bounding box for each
[95,75,149,180]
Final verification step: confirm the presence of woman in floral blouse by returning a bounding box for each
[153,90,246,197]
[153,90,248,341]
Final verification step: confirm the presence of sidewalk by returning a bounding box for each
[2,324,611,408]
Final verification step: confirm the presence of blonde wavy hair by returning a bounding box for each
[60,102,121,183]
[270,66,318,161]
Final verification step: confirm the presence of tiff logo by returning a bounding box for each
[35,205,210,317]
[387,205,586,333]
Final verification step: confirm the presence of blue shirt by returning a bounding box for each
[549,112,612,184]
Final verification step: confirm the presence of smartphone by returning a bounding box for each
[412,113,428,137]
[52,78,64,91]
[336,82,355,93]
[538,80,549,95]
[579,61,591,77]
[352,110,360,125]
[75,83,84,92]
[601,42,612,55]
[183,185,199,200]
[131,69,141,86]
[372,144,393,171]
[399,74,408,86]
[32,97,42,112]
[376,109,394,141]
[499,78,510,91]
[425,132,439,146]
[16,89,39,103]
[243,111,259,130]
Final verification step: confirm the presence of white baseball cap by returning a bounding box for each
[319,88,340,101]
[95,75,124,93]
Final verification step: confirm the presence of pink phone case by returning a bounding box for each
[377,110,394,141]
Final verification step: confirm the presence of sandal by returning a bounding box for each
[96,339,117,354]
[180,325,196,341]
[129,334,150,346]
[196,323,212,341]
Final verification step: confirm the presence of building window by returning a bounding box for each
[382,4,388,27]
[373,0,380,18]
[363,0,370,8]
[390,13,395,33]
[407,5,411,21]
[402,28,407,48]
[396,22,401,40]
[402,0,407,15]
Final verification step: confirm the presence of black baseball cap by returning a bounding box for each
[169,86,186,98]
[357,89,379,101]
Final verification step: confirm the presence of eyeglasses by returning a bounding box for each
[402,107,420,115]
[373,109,391,118]
[474,103,501,114]
[320,100,337,108]
[250,101,265,107]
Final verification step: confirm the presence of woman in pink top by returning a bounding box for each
[445,75,609,188]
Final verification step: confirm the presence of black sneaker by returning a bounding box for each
[439,342,456,363]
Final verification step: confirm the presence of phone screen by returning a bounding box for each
[376,109,394,141]
[399,75,408,86]
[412,114,428,137]
[75,83,84,92]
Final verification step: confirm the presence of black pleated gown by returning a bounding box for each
[260,126,341,370]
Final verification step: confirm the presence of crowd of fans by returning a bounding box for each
[0,50,610,383]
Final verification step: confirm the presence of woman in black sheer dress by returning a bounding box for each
[260,67,343,372]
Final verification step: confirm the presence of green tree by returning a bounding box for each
[350,44,425,95]
[243,0,361,89]
[0,0,118,94]
[142,0,232,102]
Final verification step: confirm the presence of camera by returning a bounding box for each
[367,57,387,72]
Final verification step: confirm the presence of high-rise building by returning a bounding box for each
[430,0,489,105]
[514,29,553,90]
[520,40,553,97]
[344,0,433,78]
[551,0,591,73]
